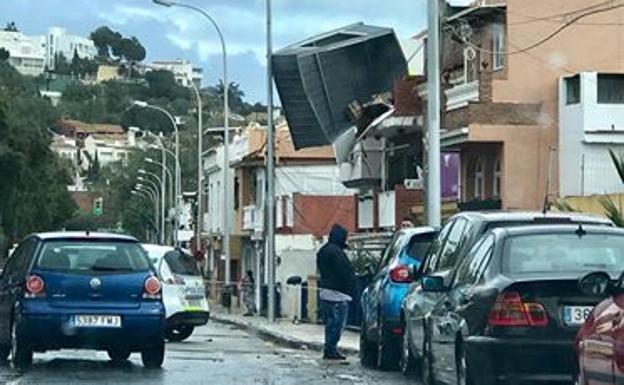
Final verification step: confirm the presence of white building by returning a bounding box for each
[150,59,203,88]
[50,121,140,191]
[46,27,97,70]
[0,30,45,76]
[559,72,624,197]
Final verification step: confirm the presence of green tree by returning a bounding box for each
[119,37,146,62]
[54,52,71,75]
[0,48,9,61]
[601,148,624,227]
[0,62,76,240]
[90,26,122,59]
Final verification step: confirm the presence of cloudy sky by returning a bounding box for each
[0,0,470,103]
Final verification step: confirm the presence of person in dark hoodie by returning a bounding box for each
[317,224,356,360]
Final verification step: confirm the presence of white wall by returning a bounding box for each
[46,27,96,70]
[276,165,352,197]
[559,72,624,197]
[204,143,236,235]
[274,235,321,319]
[0,30,45,76]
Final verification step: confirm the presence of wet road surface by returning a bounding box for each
[0,321,416,384]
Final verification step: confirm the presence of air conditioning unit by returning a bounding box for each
[404,179,423,190]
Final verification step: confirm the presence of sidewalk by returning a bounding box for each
[209,302,360,355]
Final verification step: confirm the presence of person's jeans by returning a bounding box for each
[321,300,349,356]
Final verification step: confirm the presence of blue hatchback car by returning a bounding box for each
[360,226,436,370]
[0,232,165,369]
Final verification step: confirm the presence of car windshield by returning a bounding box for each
[406,233,435,261]
[503,233,624,274]
[36,240,151,273]
[164,250,201,276]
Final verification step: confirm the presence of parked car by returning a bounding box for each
[360,226,437,369]
[575,269,624,385]
[401,211,613,378]
[0,232,165,369]
[142,244,209,342]
[417,224,624,385]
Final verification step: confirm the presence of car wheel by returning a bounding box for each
[359,325,378,368]
[11,319,32,370]
[377,319,400,371]
[400,323,418,377]
[141,340,165,369]
[456,342,472,385]
[165,325,194,342]
[107,349,131,363]
[421,339,434,385]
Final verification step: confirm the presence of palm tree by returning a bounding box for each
[601,149,624,227]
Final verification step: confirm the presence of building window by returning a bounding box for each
[492,24,505,71]
[598,74,624,104]
[493,156,502,197]
[474,158,484,199]
[566,75,580,105]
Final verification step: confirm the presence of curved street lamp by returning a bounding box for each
[139,169,165,244]
[152,0,232,285]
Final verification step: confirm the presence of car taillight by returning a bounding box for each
[25,275,45,298]
[488,291,548,327]
[390,265,412,283]
[143,276,162,299]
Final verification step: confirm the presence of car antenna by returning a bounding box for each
[575,224,587,237]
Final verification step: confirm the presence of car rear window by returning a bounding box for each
[37,240,151,273]
[503,233,624,274]
[406,233,436,261]
[164,250,200,276]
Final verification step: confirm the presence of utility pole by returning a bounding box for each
[266,0,276,323]
[426,0,442,227]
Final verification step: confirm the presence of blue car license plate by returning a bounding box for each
[73,315,122,328]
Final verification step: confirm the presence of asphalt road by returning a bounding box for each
[0,321,416,385]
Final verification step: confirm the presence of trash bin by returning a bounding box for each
[221,284,234,310]
[260,284,281,317]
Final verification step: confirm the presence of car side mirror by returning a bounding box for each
[422,275,447,293]
[578,271,613,297]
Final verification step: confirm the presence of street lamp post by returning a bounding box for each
[135,184,160,242]
[146,156,174,212]
[131,103,182,246]
[131,190,158,242]
[139,169,165,244]
[265,0,276,322]
[152,0,232,286]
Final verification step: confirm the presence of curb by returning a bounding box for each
[210,313,359,355]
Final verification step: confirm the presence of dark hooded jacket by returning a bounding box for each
[317,224,356,298]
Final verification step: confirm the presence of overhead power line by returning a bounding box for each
[448,1,624,56]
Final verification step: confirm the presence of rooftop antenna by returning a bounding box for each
[542,146,556,215]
